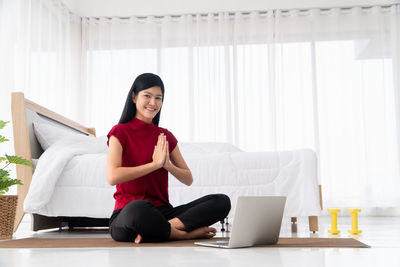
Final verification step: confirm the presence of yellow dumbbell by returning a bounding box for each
[328,209,341,234]
[348,209,362,234]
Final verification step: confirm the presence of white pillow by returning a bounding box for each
[179,142,243,154]
[33,122,93,150]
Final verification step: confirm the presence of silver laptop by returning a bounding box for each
[195,196,286,249]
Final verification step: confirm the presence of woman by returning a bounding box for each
[106,73,231,243]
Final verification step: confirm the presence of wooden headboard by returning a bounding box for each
[10,92,96,231]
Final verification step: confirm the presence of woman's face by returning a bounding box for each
[133,86,163,123]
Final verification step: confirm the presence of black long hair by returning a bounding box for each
[118,73,165,125]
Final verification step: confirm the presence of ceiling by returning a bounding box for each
[60,0,399,17]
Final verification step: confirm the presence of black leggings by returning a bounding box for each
[109,194,231,242]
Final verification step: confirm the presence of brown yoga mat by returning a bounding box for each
[0,237,369,248]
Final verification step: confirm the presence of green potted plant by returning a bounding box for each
[0,120,32,239]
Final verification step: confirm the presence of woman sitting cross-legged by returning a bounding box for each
[106,73,231,243]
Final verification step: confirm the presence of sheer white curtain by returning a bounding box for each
[0,0,81,193]
[0,0,81,119]
[82,6,400,211]
[269,7,400,210]
[1,1,399,211]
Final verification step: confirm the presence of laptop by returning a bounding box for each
[195,196,286,249]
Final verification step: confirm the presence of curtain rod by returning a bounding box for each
[83,4,397,21]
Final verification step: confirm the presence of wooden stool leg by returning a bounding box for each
[291,217,297,233]
[309,216,318,233]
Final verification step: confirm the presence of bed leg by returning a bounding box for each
[309,216,319,233]
[220,217,230,233]
[291,217,297,233]
[220,219,225,232]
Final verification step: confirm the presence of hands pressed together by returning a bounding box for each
[152,133,171,170]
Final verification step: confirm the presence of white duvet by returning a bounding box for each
[24,136,112,217]
[169,149,321,217]
[24,139,321,218]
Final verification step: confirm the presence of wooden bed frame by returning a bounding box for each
[11,91,323,233]
[11,92,108,232]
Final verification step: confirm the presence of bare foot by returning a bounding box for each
[134,234,143,244]
[169,226,217,240]
[188,227,217,239]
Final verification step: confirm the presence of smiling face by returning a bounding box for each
[133,86,163,124]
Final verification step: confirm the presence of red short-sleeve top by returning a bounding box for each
[107,117,178,211]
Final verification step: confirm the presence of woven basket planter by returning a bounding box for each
[0,195,18,240]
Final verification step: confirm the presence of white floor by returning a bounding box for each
[1,215,400,267]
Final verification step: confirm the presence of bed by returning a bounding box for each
[11,92,322,233]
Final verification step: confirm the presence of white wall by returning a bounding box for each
[61,0,399,17]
